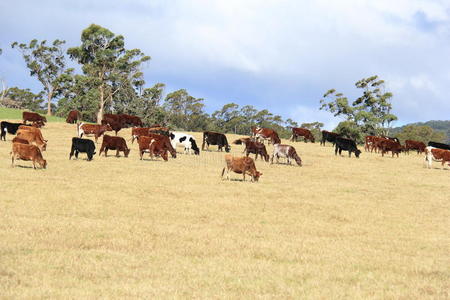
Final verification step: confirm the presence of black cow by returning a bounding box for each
[69,137,96,161]
[335,137,361,158]
[202,131,230,152]
[1,121,23,141]
[321,130,340,146]
[428,141,450,151]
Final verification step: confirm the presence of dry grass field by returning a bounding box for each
[0,122,449,299]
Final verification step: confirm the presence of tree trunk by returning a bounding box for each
[97,84,105,124]
[47,89,53,116]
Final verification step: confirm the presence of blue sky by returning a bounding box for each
[1,0,450,129]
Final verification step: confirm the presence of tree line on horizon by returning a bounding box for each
[0,24,447,143]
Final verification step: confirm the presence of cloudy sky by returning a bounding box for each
[1,0,449,129]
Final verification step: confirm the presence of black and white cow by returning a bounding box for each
[428,141,450,151]
[69,137,96,161]
[169,132,200,155]
[202,131,230,152]
[1,121,23,141]
[335,137,361,158]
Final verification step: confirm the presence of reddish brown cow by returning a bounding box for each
[291,128,315,143]
[66,110,81,124]
[11,143,47,169]
[405,140,426,154]
[22,112,47,125]
[99,135,130,157]
[221,154,262,182]
[16,130,47,151]
[235,138,269,161]
[12,137,29,144]
[425,146,450,169]
[119,114,143,127]
[137,135,176,160]
[131,127,151,144]
[77,122,112,142]
[18,125,46,143]
[252,127,281,144]
[379,139,402,157]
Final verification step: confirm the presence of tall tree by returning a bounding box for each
[67,24,150,123]
[163,89,205,130]
[1,87,44,111]
[11,39,69,115]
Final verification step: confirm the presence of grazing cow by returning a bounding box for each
[405,140,426,154]
[379,139,402,157]
[12,137,29,144]
[77,122,112,142]
[428,141,450,151]
[118,114,143,127]
[321,130,340,146]
[425,146,450,169]
[16,130,47,151]
[11,143,47,169]
[170,132,200,155]
[335,137,361,158]
[66,110,81,124]
[18,125,46,143]
[221,154,262,182]
[202,131,231,152]
[236,138,269,161]
[291,127,315,143]
[69,137,96,161]
[1,121,23,141]
[252,127,281,144]
[137,135,176,160]
[22,111,47,125]
[271,144,302,166]
[99,135,130,157]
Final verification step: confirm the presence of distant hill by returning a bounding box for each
[391,120,450,142]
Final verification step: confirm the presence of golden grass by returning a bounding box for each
[0,122,449,299]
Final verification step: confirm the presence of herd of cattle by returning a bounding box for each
[1,110,450,180]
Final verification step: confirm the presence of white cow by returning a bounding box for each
[169,132,200,155]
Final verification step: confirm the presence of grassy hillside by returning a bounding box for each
[0,123,448,298]
[0,107,65,122]
[391,120,450,142]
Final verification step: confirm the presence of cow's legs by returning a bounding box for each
[75,150,79,159]
[116,149,120,157]
[11,155,14,167]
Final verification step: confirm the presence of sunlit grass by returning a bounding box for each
[0,122,448,298]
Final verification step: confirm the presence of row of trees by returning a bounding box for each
[1,25,447,143]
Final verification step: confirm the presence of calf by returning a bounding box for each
[321,130,339,146]
[271,144,302,166]
[11,143,47,169]
[23,111,46,125]
[16,130,47,151]
[425,146,450,169]
[221,154,262,182]
[77,122,112,142]
[379,139,402,157]
[202,131,231,152]
[170,132,200,155]
[99,135,130,157]
[69,137,96,161]
[405,140,426,154]
[66,110,81,123]
[1,121,23,141]
[335,137,361,158]
[291,127,315,143]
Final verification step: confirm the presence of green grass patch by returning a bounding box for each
[0,107,65,122]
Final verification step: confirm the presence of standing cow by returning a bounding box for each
[99,135,130,157]
[202,131,230,152]
[291,128,315,143]
[335,137,361,158]
[170,132,200,155]
[66,110,81,123]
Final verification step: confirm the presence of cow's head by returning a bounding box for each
[252,171,262,182]
[124,148,131,157]
[40,159,47,169]
[354,149,362,158]
[225,144,231,152]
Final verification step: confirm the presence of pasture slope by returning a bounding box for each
[0,121,449,299]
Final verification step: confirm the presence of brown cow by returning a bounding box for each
[18,125,46,143]
[22,111,47,125]
[221,154,262,182]
[425,146,450,169]
[291,128,315,143]
[119,114,143,127]
[379,139,402,157]
[252,126,281,144]
[66,110,81,124]
[137,135,176,160]
[235,138,269,161]
[16,130,47,151]
[99,135,130,157]
[12,137,29,144]
[405,140,426,154]
[77,122,112,142]
[131,127,150,144]
[11,143,47,169]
